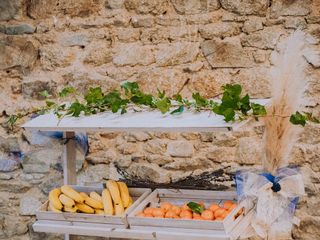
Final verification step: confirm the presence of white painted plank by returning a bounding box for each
[22,99,270,132]
[63,132,77,185]
[33,220,230,239]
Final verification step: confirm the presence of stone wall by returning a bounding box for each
[0,0,320,239]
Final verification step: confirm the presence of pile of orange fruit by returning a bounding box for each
[136,200,237,221]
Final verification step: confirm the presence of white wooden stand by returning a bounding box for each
[22,101,268,240]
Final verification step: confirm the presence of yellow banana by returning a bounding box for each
[63,205,78,213]
[102,189,114,215]
[117,181,130,208]
[61,185,84,203]
[75,203,94,214]
[95,209,105,215]
[106,180,121,205]
[59,194,75,208]
[48,202,62,212]
[114,201,125,216]
[90,192,102,202]
[84,196,104,209]
[80,192,89,198]
[127,196,133,209]
[49,188,63,210]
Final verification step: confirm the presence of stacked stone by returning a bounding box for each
[0,0,319,239]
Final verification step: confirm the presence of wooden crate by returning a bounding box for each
[128,188,254,239]
[36,185,151,228]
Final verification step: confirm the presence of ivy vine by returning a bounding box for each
[7,82,319,129]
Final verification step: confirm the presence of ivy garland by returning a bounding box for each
[7,82,319,129]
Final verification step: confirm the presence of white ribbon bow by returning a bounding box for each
[238,169,305,239]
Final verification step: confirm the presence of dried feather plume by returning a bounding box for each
[263,30,312,174]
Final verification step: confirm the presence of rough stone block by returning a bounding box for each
[124,0,168,15]
[27,0,58,19]
[240,27,283,50]
[156,42,199,67]
[171,0,220,14]
[0,0,23,20]
[127,162,171,183]
[271,0,311,18]
[201,38,254,68]
[113,43,155,66]
[167,140,194,157]
[0,37,38,72]
[220,0,269,16]
[0,24,35,35]
[19,196,42,216]
[199,22,241,39]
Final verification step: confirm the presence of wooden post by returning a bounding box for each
[63,132,77,240]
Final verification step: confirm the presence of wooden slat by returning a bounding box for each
[63,132,77,185]
[33,220,230,240]
[22,99,269,132]
[63,132,77,240]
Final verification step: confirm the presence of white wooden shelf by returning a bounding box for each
[33,220,231,240]
[22,99,269,132]
[24,99,269,240]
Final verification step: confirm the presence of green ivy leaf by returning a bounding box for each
[222,108,236,122]
[170,105,184,115]
[192,92,207,107]
[85,87,103,104]
[45,100,55,108]
[157,89,166,99]
[223,84,242,97]
[131,94,154,106]
[103,90,128,113]
[173,94,183,102]
[59,87,76,97]
[67,102,85,117]
[121,82,140,95]
[155,97,171,114]
[121,106,127,114]
[251,103,267,116]
[239,94,251,115]
[290,111,307,126]
[304,112,320,124]
[39,90,49,98]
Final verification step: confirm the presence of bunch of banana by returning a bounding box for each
[47,181,133,216]
[102,180,133,216]
[48,185,105,214]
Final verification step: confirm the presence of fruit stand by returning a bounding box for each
[22,100,268,240]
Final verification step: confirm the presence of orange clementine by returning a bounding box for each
[144,207,155,215]
[193,213,203,220]
[160,202,172,212]
[214,208,226,219]
[209,203,220,213]
[165,210,177,218]
[180,210,193,219]
[201,210,214,220]
[181,203,191,211]
[215,217,224,221]
[223,201,234,210]
[152,208,165,218]
[220,211,228,220]
[171,205,181,215]
[198,201,205,208]
[145,213,153,217]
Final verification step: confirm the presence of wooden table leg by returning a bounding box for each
[63,132,77,240]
